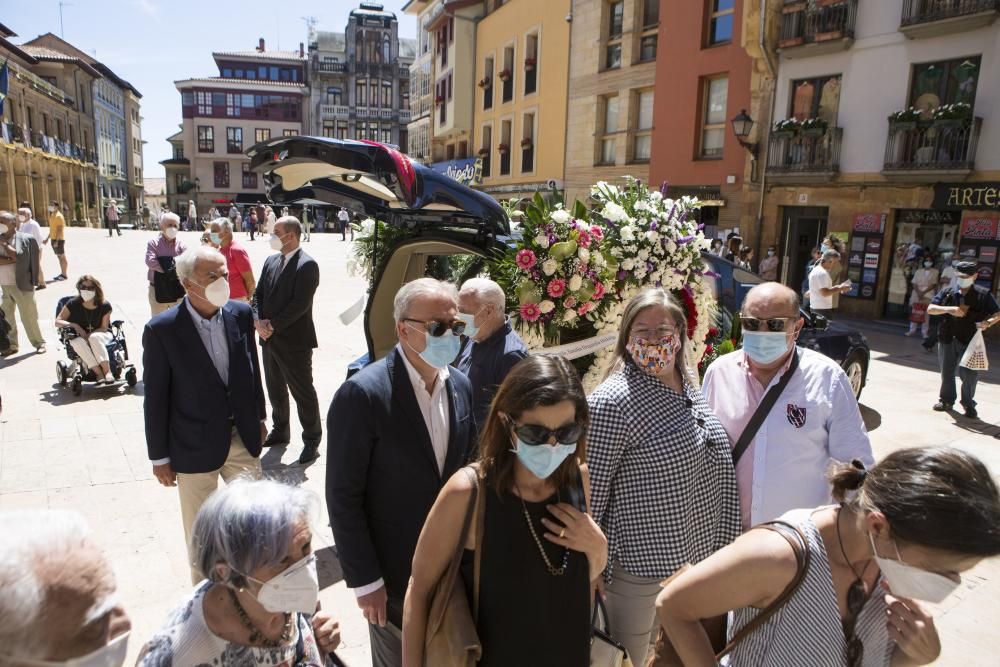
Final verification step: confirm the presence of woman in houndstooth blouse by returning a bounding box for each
[587,288,740,665]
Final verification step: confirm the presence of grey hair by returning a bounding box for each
[191,479,321,586]
[275,215,303,238]
[393,277,459,323]
[822,249,841,262]
[0,511,100,658]
[0,211,16,226]
[209,217,233,234]
[160,212,180,227]
[459,278,505,311]
[17,207,32,219]
[175,245,225,283]
[605,288,696,385]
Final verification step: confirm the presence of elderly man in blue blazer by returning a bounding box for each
[326,277,477,667]
[143,245,266,583]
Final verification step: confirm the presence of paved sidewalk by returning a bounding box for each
[1,227,998,665]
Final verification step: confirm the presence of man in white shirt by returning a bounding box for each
[808,249,851,318]
[325,278,476,667]
[337,207,351,241]
[703,282,873,530]
[15,207,45,289]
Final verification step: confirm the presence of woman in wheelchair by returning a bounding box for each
[54,275,116,384]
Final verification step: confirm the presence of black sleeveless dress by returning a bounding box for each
[460,483,591,667]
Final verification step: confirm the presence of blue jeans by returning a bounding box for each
[938,339,979,409]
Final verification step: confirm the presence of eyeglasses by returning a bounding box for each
[79,284,96,290]
[630,326,677,341]
[507,419,584,446]
[842,579,867,667]
[740,315,797,332]
[404,318,466,337]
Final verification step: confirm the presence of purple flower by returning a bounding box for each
[697,223,705,231]
[617,269,628,281]
[674,269,686,275]
[646,261,654,273]
[667,203,677,221]
[678,235,695,245]
[655,280,662,287]
[649,221,659,231]
[679,210,688,223]
[703,270,721,278]
[660,181,669,195]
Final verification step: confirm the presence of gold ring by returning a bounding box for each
[560,529,566,539]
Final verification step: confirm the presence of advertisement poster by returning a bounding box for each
[846,213,886,300]
[958,211,1000,293]
[864,254,879,268]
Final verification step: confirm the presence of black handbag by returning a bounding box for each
[153,256,186,303]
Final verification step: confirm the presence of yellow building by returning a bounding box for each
[473,0,571,200]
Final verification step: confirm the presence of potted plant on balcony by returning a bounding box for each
[520,137,534,149]
[800,117,829,137]
[932,102,972,128]
[478,146,490,157]
[888,107,922,130]
[817,0,847,7]
[478,76,491,88]
[435,95,445,106]
[782,1,807,13]
[498,68,512,81]
[498,142,510,154]
[524,57,537,71]
[778,34,805,48]
[772,118,801,139]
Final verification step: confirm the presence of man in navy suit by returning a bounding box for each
[326,278,477,667]
[143,246,266,583]
[253,216,322,464]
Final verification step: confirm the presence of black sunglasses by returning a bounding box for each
[79,284,97,290]
[404,318,466,337]
[842,579,867,667]
[740,315,797,332]
[507,419,584,446]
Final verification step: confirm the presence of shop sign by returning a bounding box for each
[852,213,886,233]
[932,183,1000,211]
[429,157,483,185]
[959,213,999,240]
[897,209,960,225]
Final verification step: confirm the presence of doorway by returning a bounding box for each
[781,206,828,294]
[884,209,959,319]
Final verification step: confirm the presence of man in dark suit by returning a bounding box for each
[143,246,266,583]
[253,216,322,464]
[326,278,476,667]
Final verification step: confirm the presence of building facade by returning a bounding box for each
[402,0,440,163]
[563,0,660,203]
[308,3,415,148]
[0,25,100,225]
[647,0,752,239]
[742,0,1000,321]
[169,39,307,218]
[473,0,571,200]
[125,90,144,215]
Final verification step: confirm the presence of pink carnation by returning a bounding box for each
[520,302,541,322]
[590,226,604,242]
[593,281,606,299]
[563,296,578,309]
[516,248,537,270]
[576,229,592,249]
[577,301,594,316]
[547,278,567,298]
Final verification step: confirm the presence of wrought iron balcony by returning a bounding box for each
[320,104,351,119]
[767,126,842,182]
[900,0,1000,38]
[779,0,857,57]
[883,117,982,179]
[3,123,97,164]
[315,61,348,74]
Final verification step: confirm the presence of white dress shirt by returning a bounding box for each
[808,264,834,309]
[351,344,452,599]
[279,247,300,274]
[20,218,44,245]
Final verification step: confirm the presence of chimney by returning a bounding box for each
[257,38,265,52]
[299,42,304,57]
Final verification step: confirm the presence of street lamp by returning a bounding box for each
[731,109,757,158]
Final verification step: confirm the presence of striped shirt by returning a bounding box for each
[725,509,892,667]
[587,363,740,581]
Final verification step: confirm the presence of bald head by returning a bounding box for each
[742,282,801,319]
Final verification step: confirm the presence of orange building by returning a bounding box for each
[648,0,753,239]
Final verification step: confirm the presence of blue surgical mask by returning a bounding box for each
[821,243,831,253]
[457,308,485,339]
[406,326,461,369]
[958,276,975,288]
[511,437,577,480]
[210,233,221,245]
[742,331,792,365]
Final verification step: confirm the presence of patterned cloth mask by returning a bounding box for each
[627,336,677,375]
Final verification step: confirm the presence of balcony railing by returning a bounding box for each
[10,62,75,107]
[883,118,982,175]
[399,109,411,122]
[900,0,1000,37]
[779,0,858,55]
[2,123,97,164]
[767,127,842,179]
[315,61,348,73]
[320,104,351,119]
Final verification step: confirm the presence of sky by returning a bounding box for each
[5,0,417,181]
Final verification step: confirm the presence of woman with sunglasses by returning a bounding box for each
[54,274,116,383]
[586,288,740,665]
[656,447,1000,667]
[402,355,608,667]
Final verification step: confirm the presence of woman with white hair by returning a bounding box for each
[137,479,342,665]
[585,288,740,664]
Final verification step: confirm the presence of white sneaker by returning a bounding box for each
[104,373,115,383]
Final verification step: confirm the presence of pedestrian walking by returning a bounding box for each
[454,277,528,428]
[338,207,350,241]
[143,246,266,584]
[586,288,740,665]
[136,480,342,664]
[208,218,255,303]
[326,278,476,667]
[264,206,276,234]
[403,355,607,667]
[15,207,45,288]
[43,200,68,281]
[0,211,45,356]
[655,447,1000,667]
[145,212,187,317]
[187,200,197,230]
[54,275,116,383]
[808,249,851,318]
[302,205,312,241]
[141,204,151,231]
[105,199,122,237]
[0,510,132,666]
[927,261,1000,419]
[247,208,258,241]
[227,203,241,234]
[253,216,322,464]
[702,282,873,530]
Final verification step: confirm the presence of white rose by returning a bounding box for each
[635,200,649,212]
[550,208,572,225]
[619,225,636,241]
[637,249,650,261]
[593,252,606,267]
[563,309,578,323]
[569,274,583,291]
[577,247,590,263]
[539,300,555,314]
[621,258,635,271]
[534,235,550,249]
[602,202,627,223]
[664,239,677,254]
[645,230,660,244]
[542,258,558,276]
[650,191,664,202]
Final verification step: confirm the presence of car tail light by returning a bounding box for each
[361,140,415,206]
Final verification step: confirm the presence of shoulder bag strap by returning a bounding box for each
[472,468,486,623]
[731,350,800,466]
[427,466,479,636]
[715,519,812,660]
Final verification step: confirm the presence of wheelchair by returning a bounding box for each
[54,296,137,395]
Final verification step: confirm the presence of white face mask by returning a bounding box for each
[958,276,975,289]
[0,223,8,235]
[17,215,27,224]
[80,290,97,302]
[11,630,130,667]
[869,533,961,603]
[243,554,319,614]
[269,233,285,251]
[48,206,56,213]
[163,226,178,240]
[191,276,230,309]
